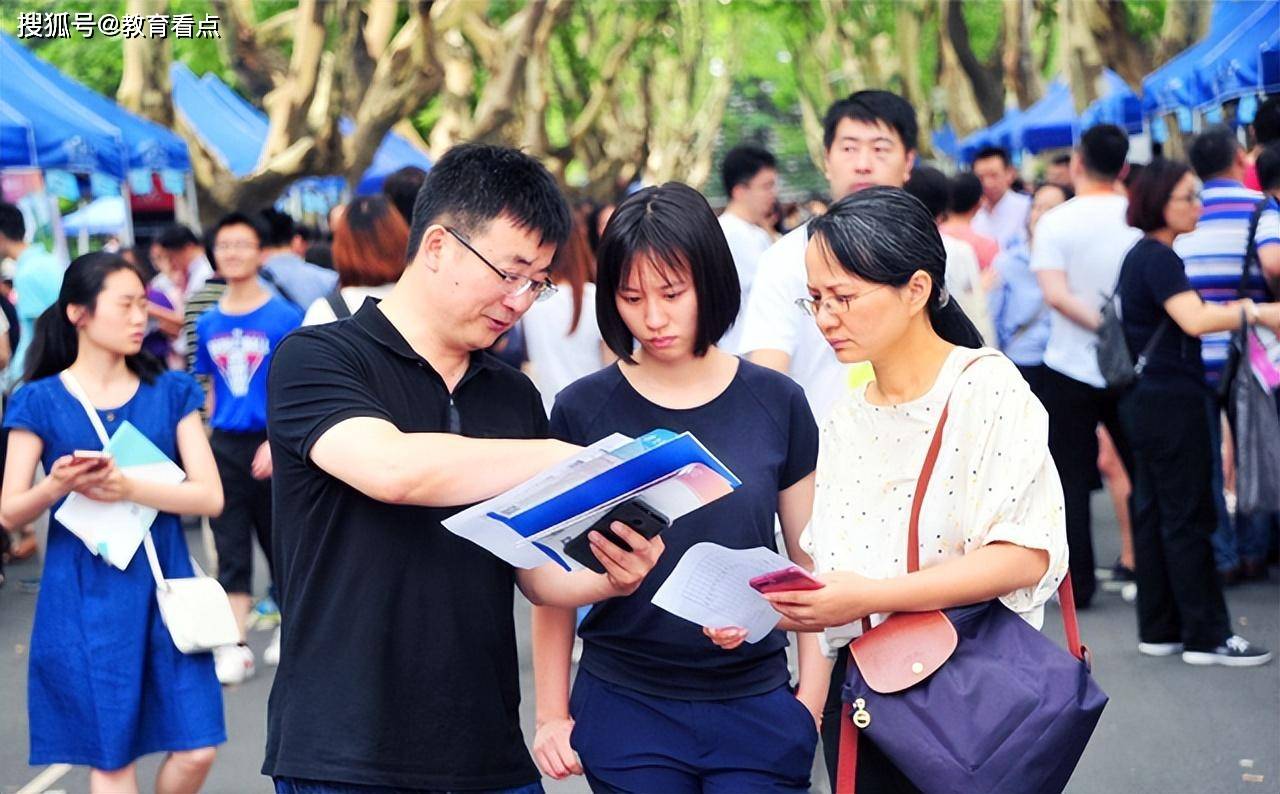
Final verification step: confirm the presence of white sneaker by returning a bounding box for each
[215,644,256,685]
[1138,641,1184,657]
[264,627,281,667]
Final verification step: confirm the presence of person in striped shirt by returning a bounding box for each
[1173,126,1280,582]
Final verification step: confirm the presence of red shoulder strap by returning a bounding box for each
[906,351,1088,661]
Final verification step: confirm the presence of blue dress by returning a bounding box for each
[4,371,226,770]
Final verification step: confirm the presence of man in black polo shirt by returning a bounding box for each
[264,145,664,794]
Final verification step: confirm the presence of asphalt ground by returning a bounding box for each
[2,492,1277,793]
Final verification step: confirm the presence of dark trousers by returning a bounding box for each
[570,667,816,793]
[821,649,920,793]
[209,429,273,594]
[1119,384,1231,651]
[1038,366,1135,607]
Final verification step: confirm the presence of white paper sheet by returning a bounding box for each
[54,461,186,570]
[651,542,796,643]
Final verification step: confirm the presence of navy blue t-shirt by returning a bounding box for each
[1118,237,1206,390]
[195,295,302,432]
[550,359,819,700]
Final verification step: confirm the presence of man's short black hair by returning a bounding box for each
[406,143,571,264]
[1253,95,1280,146]
[0,202,24,241]
[823,90,918,153]
[949,172,984,215]
[205,212,266,273]
[257,208,297,248]
[721,145,777,197]
[155,223,200,251]
[1188,125,1241,181]
[973,146,1011,167]
[382,166,428,224]
[595,183,740,364]
[904,165,950,220]
[1257,141,1280,193]
[1078,124,1129,181]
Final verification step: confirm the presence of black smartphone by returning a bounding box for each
[562,499,671,574]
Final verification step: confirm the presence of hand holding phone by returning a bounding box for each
[563,499,671,575]
[748,565,825,594]
[69,450,111,467]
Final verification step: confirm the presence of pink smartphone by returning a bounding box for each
[70,450,111,466]
[749,566,825,594]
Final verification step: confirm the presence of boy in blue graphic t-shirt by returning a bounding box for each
[194,212,302,685]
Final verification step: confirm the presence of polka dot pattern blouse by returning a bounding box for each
[801,347,1070,655]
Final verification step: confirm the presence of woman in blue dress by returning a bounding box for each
[1,252,226,793]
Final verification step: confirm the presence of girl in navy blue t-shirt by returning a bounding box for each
[1,253,225,793]
[530,183,823,792]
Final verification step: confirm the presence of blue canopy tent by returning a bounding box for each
[1,33,189,173]
[931,124,960,161]
[957,127,994,163]
[0,38,128,177]
[1079,71,1144,135]
[0,98,36,168]
[171,63,430,195]
[1142,0,1264,118]
[1198,0,1280,109]
[1011,79,1074,154]
[1263,31,1280,93]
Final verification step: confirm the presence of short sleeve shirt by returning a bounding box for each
[263,301,548,791]
[194,295,302,433]
[549,360,818,700]
[1118,238,1206,389]
[738,224,851,422]
[803,348,1069,654]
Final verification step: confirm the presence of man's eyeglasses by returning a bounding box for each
[794,284,888,317]
[444,226,556,301]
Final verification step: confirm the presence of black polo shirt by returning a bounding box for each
[263,300,548,790]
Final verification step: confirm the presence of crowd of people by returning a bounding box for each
[0,86,1277,794]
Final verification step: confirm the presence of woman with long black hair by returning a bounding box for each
[710,188,1070,790]
[0,253,225,793]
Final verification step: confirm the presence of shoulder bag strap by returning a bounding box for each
[58,372,170,590]
[325,288,352,320]
[1239,199,1269,299]
[259,266,302,309]
[903,352,1087,663]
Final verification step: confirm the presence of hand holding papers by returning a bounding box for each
[54,420,186,570]
[651,542,802,644]
[443,430,740,570]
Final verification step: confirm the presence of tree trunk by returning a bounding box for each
[118,0,174,127]
[941,0,1005,124]
[1002,0,1042,108]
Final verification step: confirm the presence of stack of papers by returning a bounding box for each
[54,420,186,570]
[443,430,740,570]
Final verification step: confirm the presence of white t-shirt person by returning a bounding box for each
[1029,194,1141,388]
[523,283,607,415]
[717,212,775,354]
[739,224,851,422]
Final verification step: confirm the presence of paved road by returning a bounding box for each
[2,493,1277,793]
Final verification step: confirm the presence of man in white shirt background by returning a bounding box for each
[739,90,917,422]
[1031,124,1142,608]
[972,146,1032,251]
[717,144,778,354]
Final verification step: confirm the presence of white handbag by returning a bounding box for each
[61,372,241,653]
